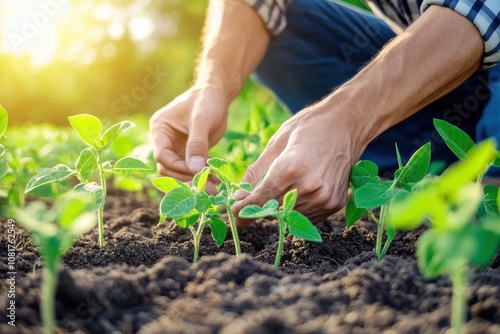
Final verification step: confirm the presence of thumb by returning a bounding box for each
[185,118,210,173]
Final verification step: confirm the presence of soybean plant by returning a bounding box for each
[25,114,151,246]
[13,195,96,334]
[389,140,500,334]
[239,189,322,267]
[347,142,431,259]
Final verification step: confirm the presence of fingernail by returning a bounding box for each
[188,156,205,172]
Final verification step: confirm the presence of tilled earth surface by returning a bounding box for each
[1,188,499,333]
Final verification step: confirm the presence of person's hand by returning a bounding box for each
[150,85,228,181]
[232,102,364,225]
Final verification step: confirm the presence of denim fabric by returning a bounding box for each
[253,0,495,176]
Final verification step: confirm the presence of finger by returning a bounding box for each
[157,163,193,182]
[153,131,191,175]
[185,115,210,173]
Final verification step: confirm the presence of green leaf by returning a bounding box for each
[481,184,500,217]
[113,157,151,174]
[397,142,431,190]
[433,119,475,161]
[238,205,277,219]
[68,114,103,148]
[157,215,167,226]
[438,139,496,194]
[58,194,95,231]
[195,192,212,213]
[160,187,197,219]
[209,217,227,247]
[0,161,8,179]
[73,182,104,213]
[75,148,97,182]
[0,104,7,137]
[388,191,445,230]
[193,167,210,191]
[212,190,229,206]
[263,199,279,210]
[351,160,379,188]
[282,189,297,217]
[234,183,252,193]
[395,143,403,168]
[208,157,235,184]
[101,120,136,150]
[174,211,199,228]
[345,196,365,227]
[25,164,76,193]
[151,177,188,193]
[287,211,322,242]
[353,182,393,209]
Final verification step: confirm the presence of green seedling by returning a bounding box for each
[239,189,322,267]
[152,167,231,262]
[25,114,152,246]
[0,105,8,181]
[12,194,96,334]
[347,142,431,259]
[153,158,251,261]
[389,140,500,334]
[433,118,500,217]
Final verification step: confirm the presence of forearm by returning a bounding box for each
[323,5,483,153]
[196,0,271,101]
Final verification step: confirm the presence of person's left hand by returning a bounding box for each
[232,101,365,225]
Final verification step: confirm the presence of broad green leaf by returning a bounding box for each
[0,161,8,179]
[345,196,365,227]
[151,177,188,193]
[433,119,475,161]
[193,167,210,191]
[263,199,279,210]
[195,192,211,212]
[73,182,104,213]
[353,182,393,209]
[389,191,446,230]
[101,120,135,150]
[75,148,97,182]
[114,176,143,192]
[68,114,103,148]
[438,140,496,194]
[282,189,297,217]
[113,157,151,174]
[212,190,229,206]
[287,211,322,242]
[58,195,94,230]
[160,187,196,219]
[174,211,199,228]
[0,105,7,137]
[238,205,277,219]
[208,158,235,184]
[209,217,227,247]
[397,142,431,190]
[492,152,500,168]
[482,184,500,217]
[13,207,57,238]
[351,160,379,188]
[25,164,76,193]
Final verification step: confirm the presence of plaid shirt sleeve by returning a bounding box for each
[243,0,291,35]
[421,0,500,69]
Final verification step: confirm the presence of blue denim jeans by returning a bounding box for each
[252,0,497,176]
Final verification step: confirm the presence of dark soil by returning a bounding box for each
[1,188,499,333]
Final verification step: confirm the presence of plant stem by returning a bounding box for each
[275,216,285,268]
[375,206,386,260]
[451,264,469,334]
[225,204,241,257]
[96,153,106,246]
[190,214,207,263]
[41,260,58,334]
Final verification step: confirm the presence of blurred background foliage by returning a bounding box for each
[0,0,368,125]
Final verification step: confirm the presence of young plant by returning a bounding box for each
[152,166,230,262]
[433,118,500,217]
[25,114,152,246]
[388,140,500,334]
[239,189,322,267]
[346,142,431,259]
[0,105,8,181]
[12,195,96,334]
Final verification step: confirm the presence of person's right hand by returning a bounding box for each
[150,85,229,181]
